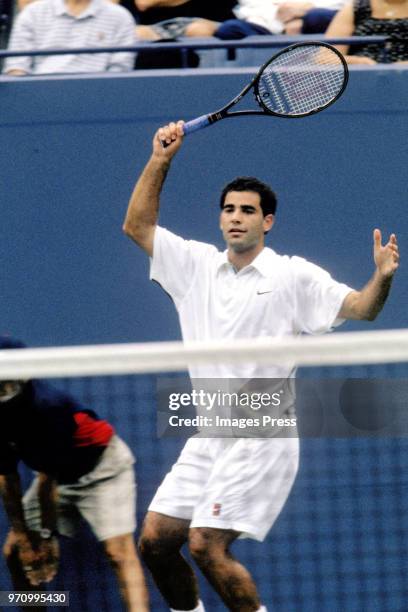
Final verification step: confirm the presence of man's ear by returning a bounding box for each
[264,214,274,233]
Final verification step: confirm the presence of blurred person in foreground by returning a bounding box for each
[122,121,399,611]
[3,0,136,75]
[325,0,408,64]
[0,337,148,611]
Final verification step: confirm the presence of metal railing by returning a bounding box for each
[0,35,389,70]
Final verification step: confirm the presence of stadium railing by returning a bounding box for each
[0,35,390,70]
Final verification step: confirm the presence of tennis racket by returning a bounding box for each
[182,41,348,137]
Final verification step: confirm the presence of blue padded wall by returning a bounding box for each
[0,66,406,347]
[0,66,407,611]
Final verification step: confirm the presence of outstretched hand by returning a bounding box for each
[373,229,399,278]
[152,120,184,161]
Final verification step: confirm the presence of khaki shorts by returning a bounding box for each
[149,436,299,542]
[23,435,136,542]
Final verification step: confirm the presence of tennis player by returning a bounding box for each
[0,337,149,612]
[123,121,399,612]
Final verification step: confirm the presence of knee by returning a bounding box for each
[104,546,126,568]
[185,19,219,37]
[138,531,160,563]
[104,536,137,568]
[136,25,160,41]
[284,19,303,35]
[188,529,220,568]
[215,19,249,40]
[215,19,269,40]
[139,513,189,565]
[138,528,176,567]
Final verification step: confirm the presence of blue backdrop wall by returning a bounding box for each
[0,66,407,347]
[0,66,407,611]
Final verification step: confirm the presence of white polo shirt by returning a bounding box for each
[150,226,353,379]
[4,0,136,75]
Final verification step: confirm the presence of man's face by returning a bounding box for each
[0,381,24,403]
[220,191,274,254]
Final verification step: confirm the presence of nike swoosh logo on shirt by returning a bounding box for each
[257,290,275,295]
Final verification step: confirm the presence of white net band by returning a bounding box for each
[0,329,407,379]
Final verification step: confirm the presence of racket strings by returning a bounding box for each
[257,45,346,116]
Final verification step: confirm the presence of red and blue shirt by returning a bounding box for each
[0,380,114,483]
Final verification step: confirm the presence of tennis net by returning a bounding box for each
[0,329,407,611]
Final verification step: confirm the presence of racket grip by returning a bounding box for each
[183,115,211,136]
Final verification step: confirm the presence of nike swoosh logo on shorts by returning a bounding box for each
[257,290,274,295]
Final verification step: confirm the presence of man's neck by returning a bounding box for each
[65,0,92,15]
[227,243,264,272]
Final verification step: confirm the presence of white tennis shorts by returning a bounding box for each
[149,436,299,541]
[23,435,136,542]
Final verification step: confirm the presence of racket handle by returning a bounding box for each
[183,115,211,136]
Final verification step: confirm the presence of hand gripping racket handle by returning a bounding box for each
[161,114,211,148]
[183,114,211,136]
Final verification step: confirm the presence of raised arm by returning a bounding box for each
[123,121,184,256]
[339,229,399,320]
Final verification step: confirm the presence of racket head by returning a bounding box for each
[254,42,349,118]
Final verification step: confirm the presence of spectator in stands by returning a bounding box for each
[130,0,236,40]
[325,0,408,64]
[216,0,346,38]
[0,336,149,611]
[3,0,136,75]
[127,0,235,68]
[130,0,346,41]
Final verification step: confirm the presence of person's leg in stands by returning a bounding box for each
[214,19,271,40]
[301,8,337,33]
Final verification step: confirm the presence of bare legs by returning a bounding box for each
[3,531,149,612]
[189,527,261,612]
[139,513,199,610]
[139,511,262,612]
[103,533,149,612]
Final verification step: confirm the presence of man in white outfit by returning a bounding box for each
[123,120,399,612]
